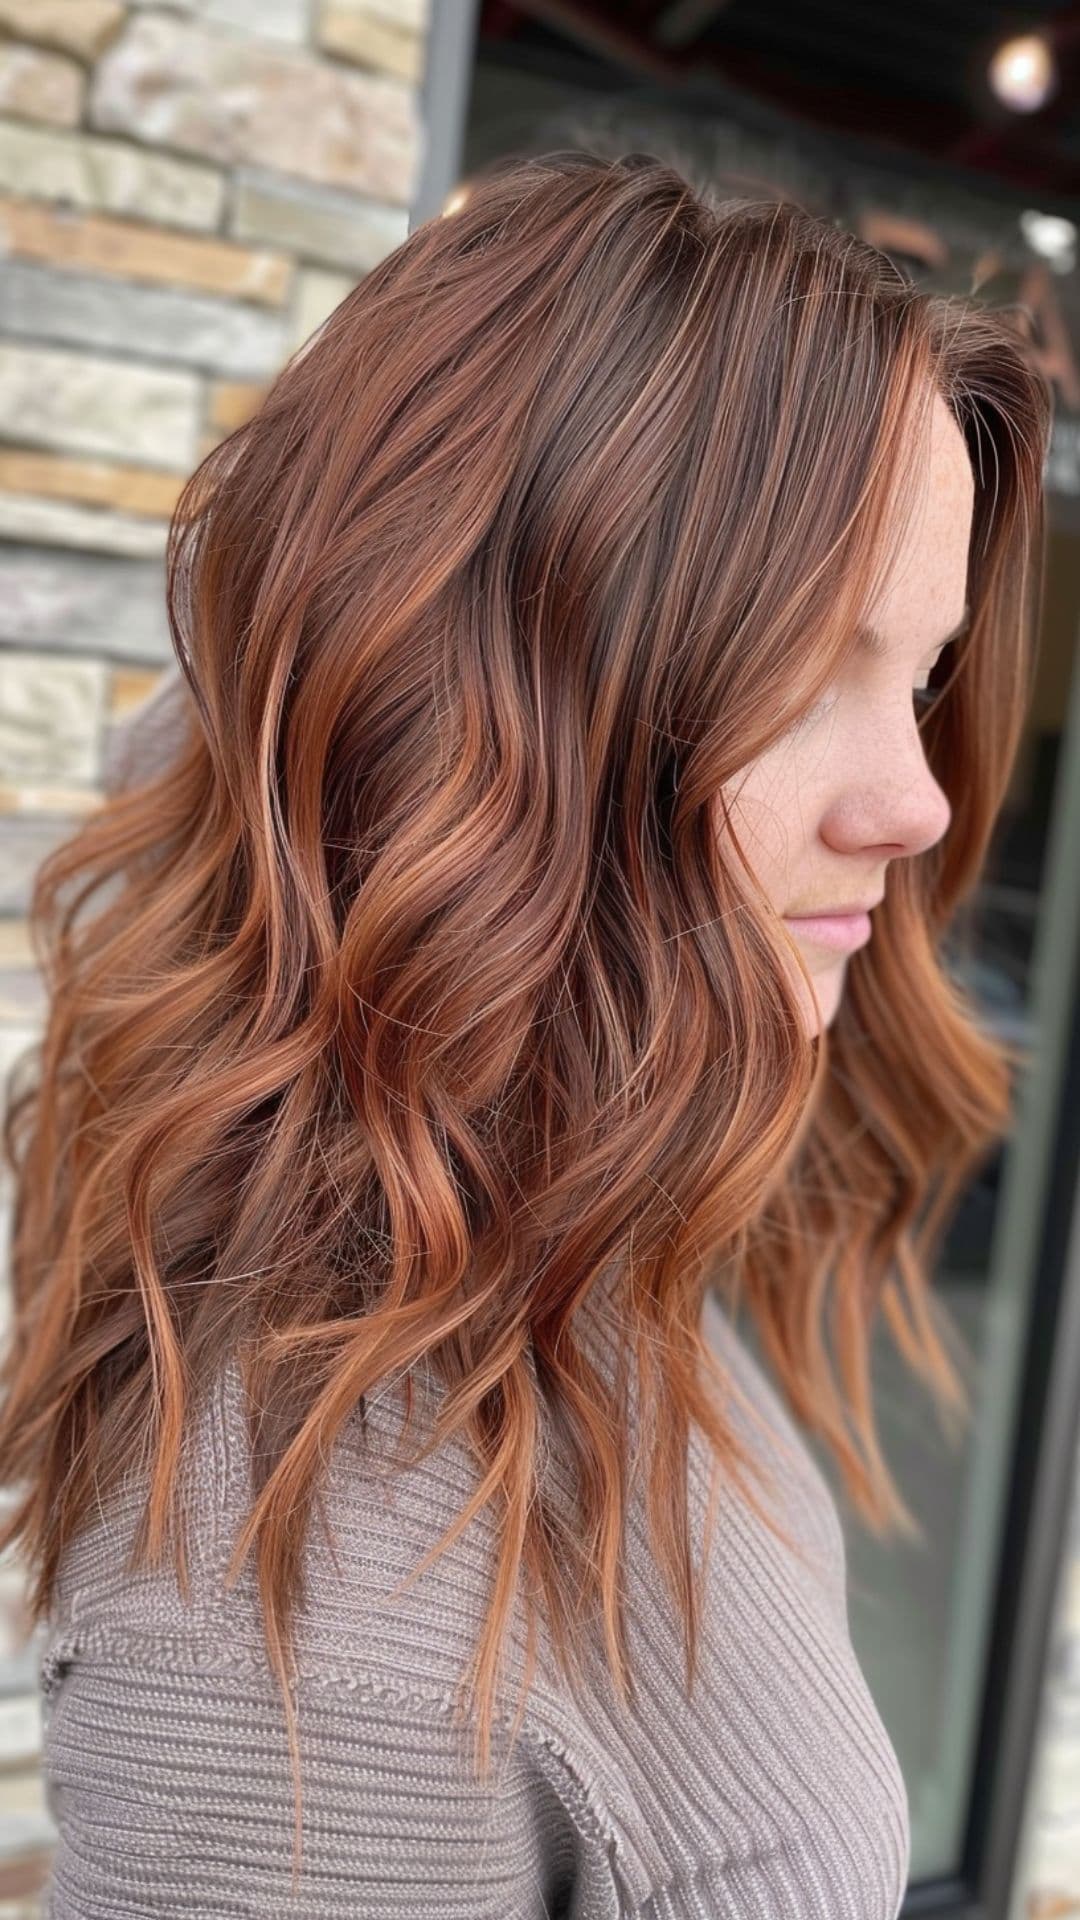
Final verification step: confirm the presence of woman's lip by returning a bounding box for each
[782,911,873,952]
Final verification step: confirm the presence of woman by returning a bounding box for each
[0,148,1050,1917]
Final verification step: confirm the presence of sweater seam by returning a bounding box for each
[38,1616,626,1870]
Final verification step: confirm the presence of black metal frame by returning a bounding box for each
[966,914,1080,1915]
[414,10,1080,1911]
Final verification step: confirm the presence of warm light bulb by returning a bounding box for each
[1020,209,1077,273]
[988,33,1057,112]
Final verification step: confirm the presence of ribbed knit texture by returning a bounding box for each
[37,673,911,1915]
[39,1282,910,1918]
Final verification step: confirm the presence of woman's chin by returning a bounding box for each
[797,958,846,1037]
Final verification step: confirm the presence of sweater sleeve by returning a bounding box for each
[41,1650,617,1919]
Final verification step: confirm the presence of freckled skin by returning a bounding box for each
[718,392,976,1038]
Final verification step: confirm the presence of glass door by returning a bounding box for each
[837,560,1080,1884]
[421,6,1080,1902]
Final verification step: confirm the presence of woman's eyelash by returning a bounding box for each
[792,652,952,732]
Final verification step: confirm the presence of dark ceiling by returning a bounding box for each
[478,0,1080,201]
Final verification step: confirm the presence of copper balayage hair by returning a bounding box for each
[0,148,1052,1873]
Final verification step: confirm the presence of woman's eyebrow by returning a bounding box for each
[855,603,971,660]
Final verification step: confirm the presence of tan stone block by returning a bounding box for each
[336,0,429,27]
[0,1562,33,1663]
[0,342,199,470]
[207,380,265,433]
[0,43,82,126]
[0,1693,42,1770]
[1026,1893,1080,1916]
[144,0,309,40]
[317,0,424,83]
[372,0,429,27]
[0,119,224,230]
[290,266,355,354]
[110,664,169,725]
[92,13,417,204]
[0,923,34,970]
[0,450,183,519]
[0,650,107,784]
[0,196,291,305]
[0,0,126,61]
[0,784,102,815]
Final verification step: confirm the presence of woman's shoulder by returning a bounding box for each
[38,1357,626,1915]
[41,1355,524,1703]
[697,1281,851,1596]
[39,1330,910,1918]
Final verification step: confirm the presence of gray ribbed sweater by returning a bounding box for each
[38,674,910,1915]
[39,1282,910,1917]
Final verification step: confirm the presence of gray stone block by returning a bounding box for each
[0,550,170,661]
[0,262,286,378]
[230,165,407,272]
[0,817,79,915]
[0,494,167,559]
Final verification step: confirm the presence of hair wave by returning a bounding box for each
[0,147,1051,1880]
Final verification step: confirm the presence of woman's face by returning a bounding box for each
[720,393,975,1037]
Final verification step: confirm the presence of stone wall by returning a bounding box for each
[0,0,426,1058]
[0,0,428,1898]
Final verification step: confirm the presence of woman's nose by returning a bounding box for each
[823,720,953,860]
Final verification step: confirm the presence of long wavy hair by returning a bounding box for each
[0,147,1051,1877]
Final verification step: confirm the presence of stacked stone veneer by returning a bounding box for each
[0,0,428,1893]
[0,0,427,1136]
